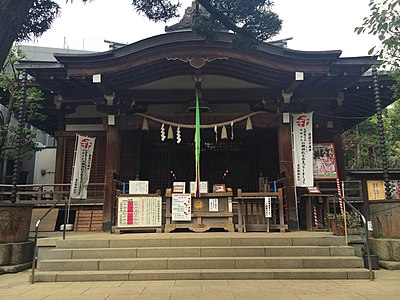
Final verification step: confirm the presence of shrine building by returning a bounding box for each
[17,9,394,232]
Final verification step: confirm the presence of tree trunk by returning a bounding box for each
[0,0,34,69]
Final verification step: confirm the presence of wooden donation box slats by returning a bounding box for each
[115,194,162,233]
[164,192,234,233]
[235,188,288,233]
[74,210,103,232]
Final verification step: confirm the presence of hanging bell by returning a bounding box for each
[167,125,174,139]
[142,117,149,131]
[221,125,228,140]
[246,117,253,131]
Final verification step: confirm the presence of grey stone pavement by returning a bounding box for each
[1,269,400,300]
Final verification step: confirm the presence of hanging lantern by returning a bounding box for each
[221,125,228,140]
[167,125,174,139]
[246,117,253,131]
[142,117,149,131]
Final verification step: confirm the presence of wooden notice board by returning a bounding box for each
[117,194,162,229]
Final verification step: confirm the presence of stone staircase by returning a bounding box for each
[32,233,372,282]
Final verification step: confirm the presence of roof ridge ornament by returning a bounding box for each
[165,1,206,32]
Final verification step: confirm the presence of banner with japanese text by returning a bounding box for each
[70,135,96,199]
[292,113,314,187]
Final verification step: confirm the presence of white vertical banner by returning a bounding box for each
[70,135,96,199]
[264,197,272,218]
[292,113,314,187]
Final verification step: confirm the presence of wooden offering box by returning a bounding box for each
[164,192,234,233]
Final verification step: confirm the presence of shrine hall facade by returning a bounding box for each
[18,30,393,231]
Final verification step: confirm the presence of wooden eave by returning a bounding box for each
[17,31,390,134]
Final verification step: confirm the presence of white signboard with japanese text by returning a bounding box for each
[173,182,186,193]
[129,180,149,195]
[292,113,314,187]
[264,197,272,218]
[117,195,162,228]
[209,198,218,212]
[190,181,208,194]
[172,193,191,221]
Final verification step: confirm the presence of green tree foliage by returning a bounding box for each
[17,0,60,42]
[0,0,60,70]
[355,0,400,95]
[131,0,282,47]
[1,0,281,69]
[346,0,400,170]
[343,100,400,169]
[355,0,400,69]
[0,46,46,161]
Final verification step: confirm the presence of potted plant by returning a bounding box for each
[362,247,379,270]
[326,212,361,236]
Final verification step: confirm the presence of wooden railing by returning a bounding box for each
[0,183,105,203]
[316,180,364,203]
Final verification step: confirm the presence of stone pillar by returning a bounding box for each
[278,123,298,230]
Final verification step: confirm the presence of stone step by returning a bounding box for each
[39,256,363,271]
[55,236,347,249]
[33,233,370,282]
[46,245,355,259]
[31,268,372,282]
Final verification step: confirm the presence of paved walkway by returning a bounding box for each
[1,269,400,300]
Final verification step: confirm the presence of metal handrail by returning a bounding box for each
[31,194,67,284]
[337,194,374,281]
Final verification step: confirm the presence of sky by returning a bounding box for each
[22,0,379,58]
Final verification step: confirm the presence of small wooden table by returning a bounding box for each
[235,188,287,233]
[300,193,333,231]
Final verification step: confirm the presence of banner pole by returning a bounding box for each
[67,133,79,224]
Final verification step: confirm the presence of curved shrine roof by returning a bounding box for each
[16,31,393,134]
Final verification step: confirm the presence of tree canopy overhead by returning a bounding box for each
[0,0,60,70]
[132,0,282,47]
[355,0,400,70]
[0,0,281,69]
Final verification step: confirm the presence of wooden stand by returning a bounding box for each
[235,188,287,232]
[114,194,162,234]
[164,193,234,233]
[301,194,333,231]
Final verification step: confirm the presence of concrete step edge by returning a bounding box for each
[41,256,363,262]
[31,268,372,282]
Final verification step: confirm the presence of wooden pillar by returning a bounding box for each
[333,133,346,181]
[54,115,65,189]
[102,123,120,232]
[54,131,65,185]
[278,124,299,230]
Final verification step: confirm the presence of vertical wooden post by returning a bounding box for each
[278,124,299,230]
[278,188,285,232]
[54,132,65,187]
[333,133,346,181]
[102,123,120,232]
